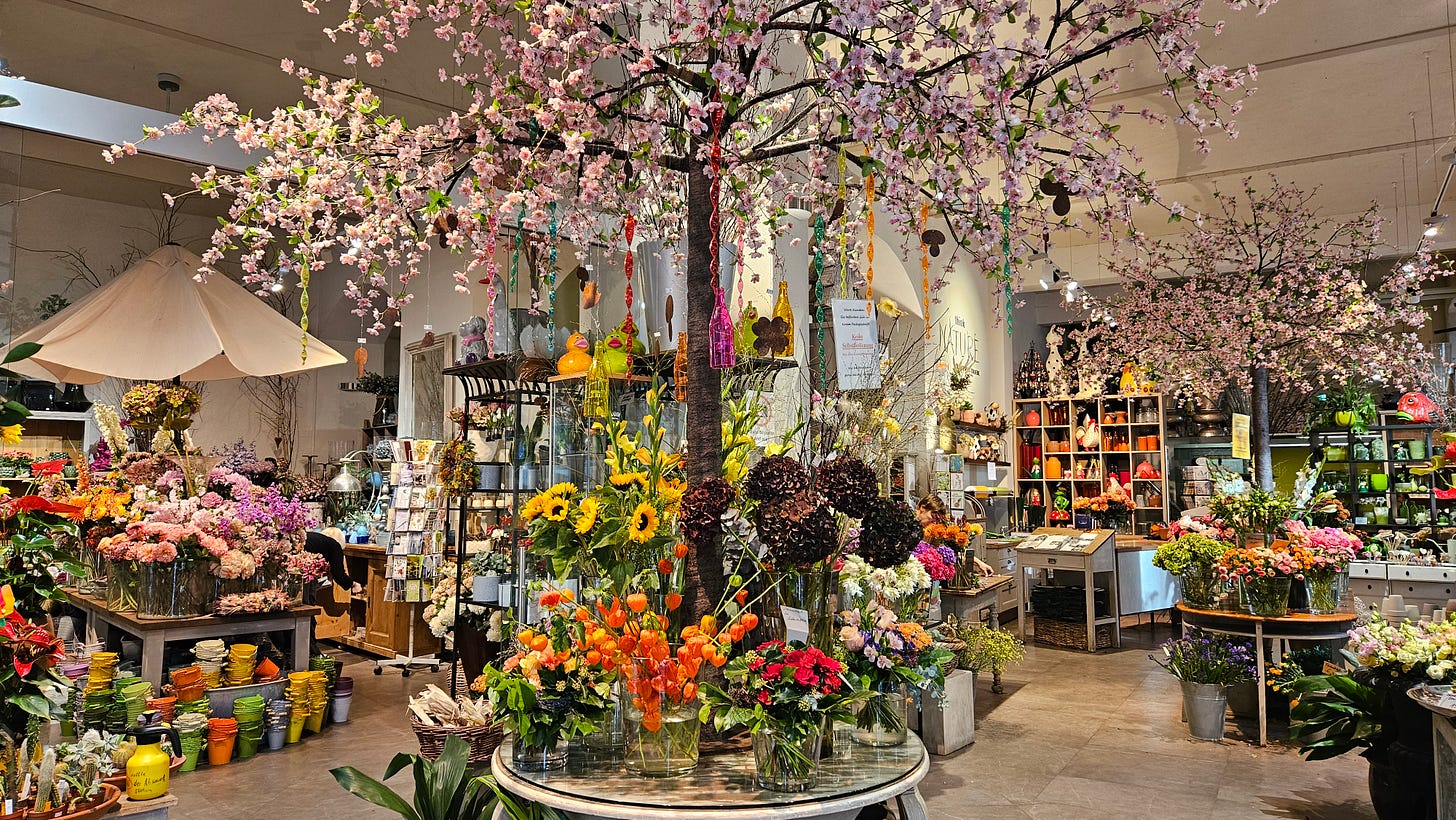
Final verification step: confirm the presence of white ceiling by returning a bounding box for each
[3,0,1456,274]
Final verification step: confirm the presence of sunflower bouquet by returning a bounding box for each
[524,385,686,596]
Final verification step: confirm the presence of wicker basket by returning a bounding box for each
[934,638,966,675]
[1030,616,1115,651]
[410,714,504,764]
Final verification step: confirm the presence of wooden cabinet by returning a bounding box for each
[322,543,441,658]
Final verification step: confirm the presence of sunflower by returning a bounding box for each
[628,502,660,543]
[0,425,21,446]
[609,471,647,488]
[544,482,578,499]
[656,478,686,506]
[574,497,600,534]
[543,497,570,522]
[521,495,544,522]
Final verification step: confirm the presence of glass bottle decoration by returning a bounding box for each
[584,340,610,420]
[710,287,736,369]
[773,281,795,357]
[736,302,759,355]
[674,333,688,401]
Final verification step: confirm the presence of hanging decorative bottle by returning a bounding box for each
[584,341,610,420]
[710,286,736,369]
[773,281,795,357]
[674,332,688,401]
[736,302,759,355]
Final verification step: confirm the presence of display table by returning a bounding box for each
[69,592,319,688]
[1407,685,1456,820]
[1176,602,1357,746]
[942,575,1013,692]
[1015,528,1121,652]
[116,793,177,819]
[490,735,930,820]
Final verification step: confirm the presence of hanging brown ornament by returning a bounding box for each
[354,345,368,379]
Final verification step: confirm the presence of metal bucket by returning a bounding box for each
[1181,680,1228,740]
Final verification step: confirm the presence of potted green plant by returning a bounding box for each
[1152,533,1231,608]
[357,371,399,426]
[1150,628,1256,741]
[1325,381,1378,432]
[333,735,560,820]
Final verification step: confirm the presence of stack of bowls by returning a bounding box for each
[264,699,291,751]
[170,665,206,701]
[119,679,153,726]
[146,695,177,724]
[81,689,112,731]
[232,696,265,759]
[175,713,209,772]
[309,656,338,723]
[84,652,117,694]
[194,640,227,688]
[330,676,354,723]
[285,673,311,743]
[226,644,258,687]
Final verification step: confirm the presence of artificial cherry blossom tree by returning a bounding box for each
[112,0,1276,608]
[1088,176,1433,489]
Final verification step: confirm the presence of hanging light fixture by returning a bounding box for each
[1425,213,1449,237]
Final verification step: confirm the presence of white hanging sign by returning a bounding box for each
[832,299,881,390]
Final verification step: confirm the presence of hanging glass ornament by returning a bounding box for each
[710,285,736,369]
[584,340,610,419]
[813,214,825,390]
[707,103,734,369]
[622,213,637,374]
[674,332,688,402]
[483,211,500,357]
[921,203,931,342]
[547,202,559,357]
[865,171,876,307]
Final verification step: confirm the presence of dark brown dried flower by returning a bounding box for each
[743,455,810,503]
[815,457,879,518]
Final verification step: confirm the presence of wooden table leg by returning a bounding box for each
[895,787,929,820]
[293,615,312,671]
[1256,622,1267,747]
[141,632,166,690]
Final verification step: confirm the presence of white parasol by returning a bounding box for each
[4,244,345,383]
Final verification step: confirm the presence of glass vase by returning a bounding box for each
[1180,566,1219,609]
[81,546,109,595]
[511,736,568,771]
[1241,576,1291,617]
[583,677,628,753]
[1304,568,1343,615]
[752,723,823,792]
[105,561,139,612]
[623,662,700,776]
[774,566,833,650]
[138,560,209,619]
[851,681,909,747]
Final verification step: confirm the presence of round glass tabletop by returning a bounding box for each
[492,730,929,817]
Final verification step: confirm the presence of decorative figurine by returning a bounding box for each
[556,331,593,376]
[1397,391,1441,423]
[458,316,489,364]
[1029,457,1042,479]
[1045,327,1068,398]
[1119,362,1137,395]
[601,318,645,375]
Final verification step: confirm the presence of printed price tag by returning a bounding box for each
[781,606,810,644]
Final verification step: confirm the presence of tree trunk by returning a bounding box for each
[683,157,727,621]
[1251,365,1273,491]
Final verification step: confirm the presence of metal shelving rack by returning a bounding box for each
[443,354,550,695]
[1310,419,1441,530]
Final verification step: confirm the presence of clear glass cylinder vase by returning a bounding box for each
[774,567,833,649]
[583,677,627,753]
[623,663,700,776]
[851,681,909,747]
[1241,575,1292,617]
[138,560,208,619]
[1180,566,1219,609]
[81,546,109,595]
[105,561,139,611]
[511,736,568,771]
[752,724,823,792]
[1304,568,1343,614]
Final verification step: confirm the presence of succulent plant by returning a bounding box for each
[815,456,879,518]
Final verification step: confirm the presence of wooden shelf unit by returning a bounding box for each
[1012,395,1170,533]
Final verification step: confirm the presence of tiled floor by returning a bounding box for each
[170,623,1375,820]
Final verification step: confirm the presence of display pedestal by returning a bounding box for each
[920,669,976,755]
[490,734,929,820]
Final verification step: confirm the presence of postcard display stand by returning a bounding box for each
[1014,527,1120,652]
[375,438,447,676]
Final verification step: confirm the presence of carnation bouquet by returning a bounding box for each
[699,640,871,785]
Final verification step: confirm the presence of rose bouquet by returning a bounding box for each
[1217,543,1304,616]
[837,602,951,745]
[1072,483,1133,527]
[700,640,871,790]
[282,551,330,583]
[1165,514,1236,543]
[422,562,491,638]
[1284,520,1361,612]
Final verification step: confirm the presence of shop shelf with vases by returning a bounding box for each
[1310,417,1440,530]
[1014,395,1168,534]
